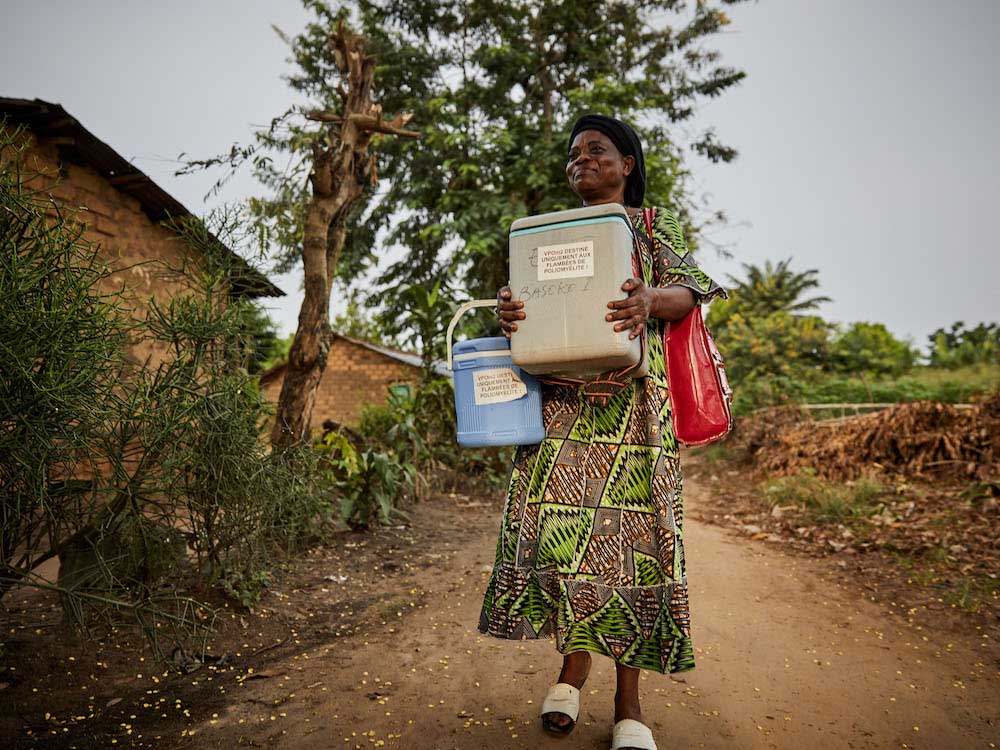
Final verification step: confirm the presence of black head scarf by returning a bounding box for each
[568,114,646,207]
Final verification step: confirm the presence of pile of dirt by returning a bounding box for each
[745,395,1000,480]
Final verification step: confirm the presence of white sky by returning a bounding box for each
[2,0,997,348]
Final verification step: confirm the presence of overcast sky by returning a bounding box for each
[2,0,997,348]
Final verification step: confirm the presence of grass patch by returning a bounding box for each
[760,470,891,525]
[800,363,1000,409]
[896,550,1000,613]
[690,443,732,464]
[894,552,942,586]
[378,598,409,620]
[904,362,1000,391]
[945,576,1000,614]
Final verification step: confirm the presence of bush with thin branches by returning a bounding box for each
[0,125,332,655]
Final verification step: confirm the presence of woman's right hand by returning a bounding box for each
[497,286,525,339]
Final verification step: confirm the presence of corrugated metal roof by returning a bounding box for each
[335,332,450,377]
[0,97,283,299]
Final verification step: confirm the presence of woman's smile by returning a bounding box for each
[565,129,634,204]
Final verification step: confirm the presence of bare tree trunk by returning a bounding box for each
[270,22,418,452]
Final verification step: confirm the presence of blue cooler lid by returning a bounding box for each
[453,336,510,356]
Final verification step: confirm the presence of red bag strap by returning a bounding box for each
[643,206,654,242]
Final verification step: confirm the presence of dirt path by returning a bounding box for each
[184,477,999,750]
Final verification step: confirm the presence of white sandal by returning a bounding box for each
[540,682,580,735]
[611,718,657,750]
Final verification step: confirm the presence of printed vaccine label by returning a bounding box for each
[536,240,595,280]
[473,368,528,405]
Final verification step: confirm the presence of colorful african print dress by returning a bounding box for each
[478,206,725,674]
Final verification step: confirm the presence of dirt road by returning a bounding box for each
[185,476,1000,750]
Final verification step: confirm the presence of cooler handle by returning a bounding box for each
[446,299,500,371]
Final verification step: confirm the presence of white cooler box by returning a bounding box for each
[508,202,648,380]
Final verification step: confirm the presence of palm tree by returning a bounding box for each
[726,258,831,318]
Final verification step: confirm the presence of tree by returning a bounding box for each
[272,22,420,450]
[377,277,457,377]
[712,309,830,383]
[331,289,394,346]
[236,1,748,351]
[185,1,748,431]
[356,0,749,329]
[826,322,917,377]
[707,257,832,407]
[928,321,1000,368]
[240,304,282,375]
[710,257,831,327]
[183,15,419,450]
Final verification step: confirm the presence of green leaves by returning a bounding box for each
[827,322,918,377]
[348,0,748,338]
[186,1,748,369]
[322,440,415,529]
[928,322,1000,369]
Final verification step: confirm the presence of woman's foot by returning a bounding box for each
[613,690,643,724]
[612,663,652,749]
[541,651,592,731]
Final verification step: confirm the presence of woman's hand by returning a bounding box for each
[606,277,655,340]
[497,286,525,339]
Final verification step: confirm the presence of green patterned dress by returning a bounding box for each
[478,207,725,674]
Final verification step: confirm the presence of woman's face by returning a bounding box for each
[566,129,634,205]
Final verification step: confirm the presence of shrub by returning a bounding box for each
[929,322,999,369]
[356,376,510,497]
[1,131,331,651]
[315,431,414,529]
[825,322,918,377]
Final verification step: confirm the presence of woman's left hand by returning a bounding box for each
[606,277,655,340]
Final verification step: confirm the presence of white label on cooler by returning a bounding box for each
[536,239,595,280]
[472,367,528,405]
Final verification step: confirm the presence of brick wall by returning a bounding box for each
[261,337,422,428]
[16,131,207,370]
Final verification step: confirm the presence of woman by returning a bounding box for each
[479,114,725,750]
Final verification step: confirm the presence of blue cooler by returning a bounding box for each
[447,300,545,447]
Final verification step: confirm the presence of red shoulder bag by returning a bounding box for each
[643,208,733,446]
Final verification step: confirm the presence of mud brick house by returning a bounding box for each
[260,333,448,429]
[0,97,283,366]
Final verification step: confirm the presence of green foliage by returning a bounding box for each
[804,371,991,406]
[711,308,829,384]
[185,1,749,366]
[355,377,511,496]
[240,304,283,375]
[761,470,890,526]
[331,289,395,346]
[708,258,832,400]
[1,132,332,652]
[825,322,918,377]
[0,127,138,607]
[357,0,748,327]
[928,321,1000,369]
[711,257,830,324]
[376,280,455,375]
[902,362,1000,395]
[261,333,295,372]
[729,373,812,414]
[315,430,415,529]
[732,364,999,415]
[706,258,958,414]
